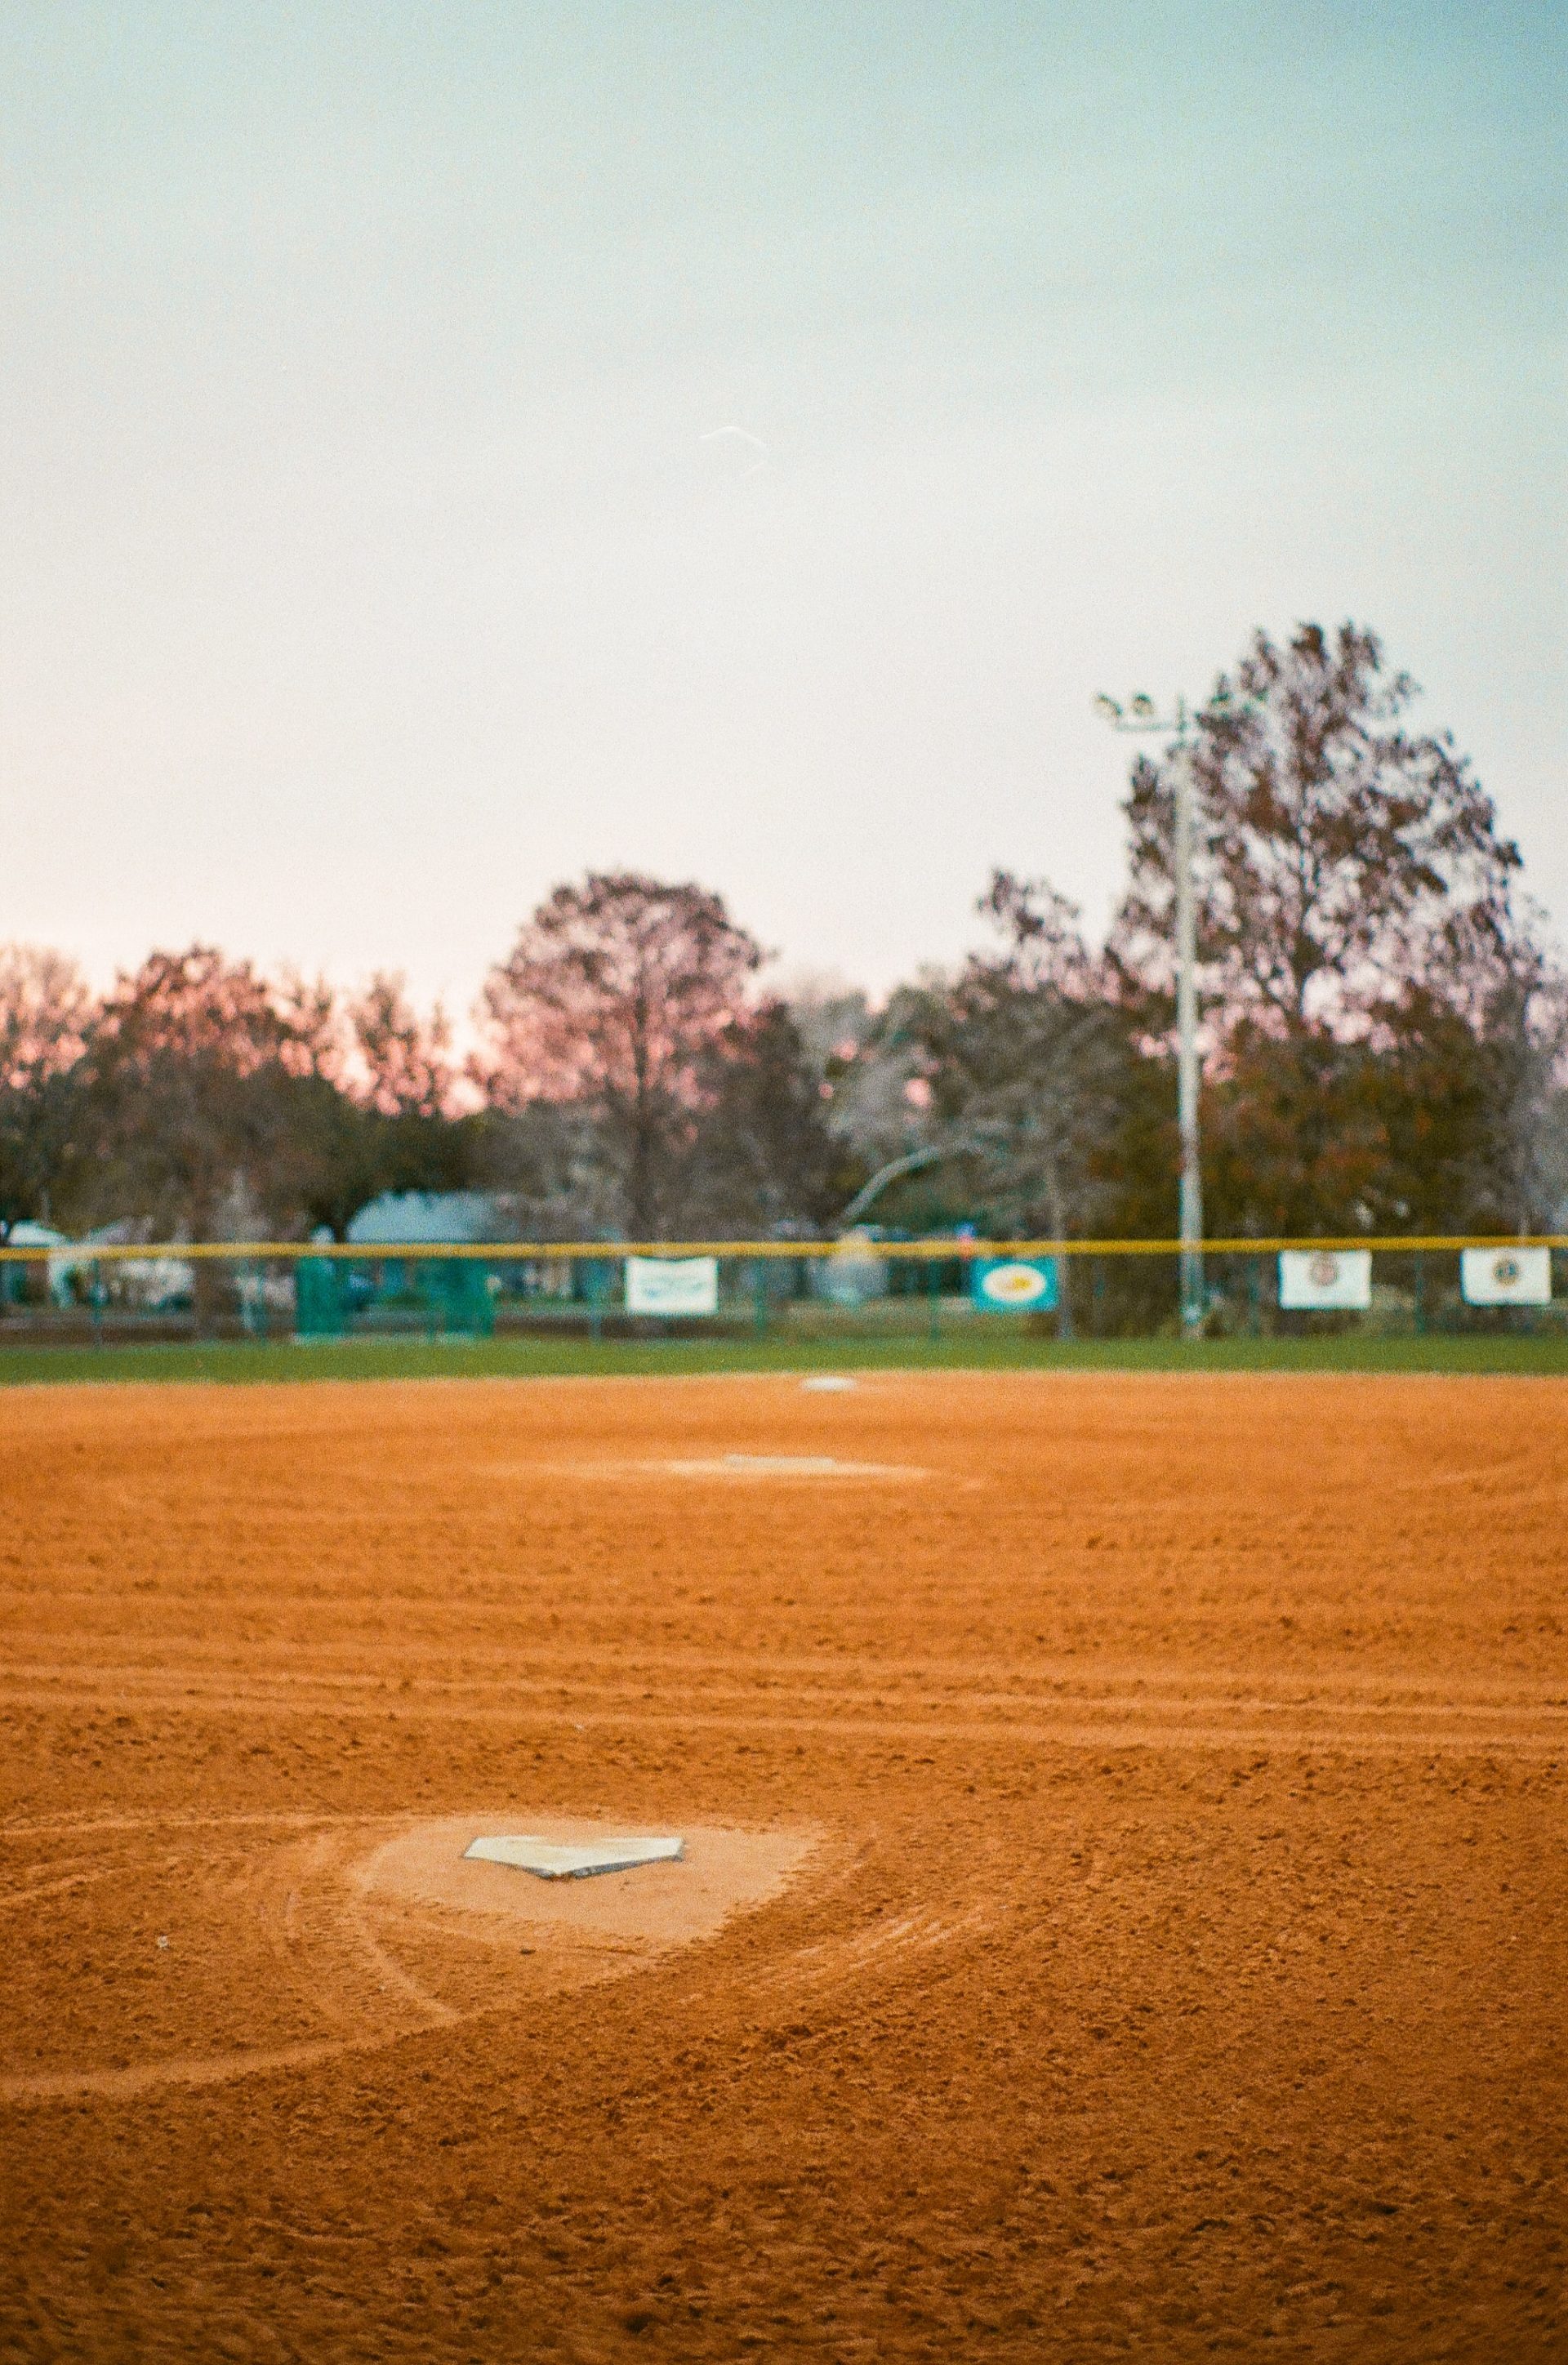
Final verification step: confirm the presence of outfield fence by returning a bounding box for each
[0,1235,1563,1347]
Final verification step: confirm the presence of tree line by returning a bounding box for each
[2,625,1564,1268]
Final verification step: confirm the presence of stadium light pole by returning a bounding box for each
[1094,690,1205,1335]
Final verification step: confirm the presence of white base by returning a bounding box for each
[462,1834,684,1881]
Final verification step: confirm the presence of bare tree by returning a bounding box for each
[1111,622,1561,1236]
[270,970,476,1236]
[0,946,96,1234]
[479,873,761,1237]
[1113,621,1523,1040]
[685,1000,843,1235]
[82,947,295,1240]
[783,973,932,1188]
[78,947,310,1325]
[348,973,457,1119]
[887,874,1133,1244]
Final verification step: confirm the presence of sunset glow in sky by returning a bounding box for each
[3,2,1562,1013]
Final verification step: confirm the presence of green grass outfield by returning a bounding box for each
[0,1329,1564,1386]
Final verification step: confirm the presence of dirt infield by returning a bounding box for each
[2,1370,1564,2362]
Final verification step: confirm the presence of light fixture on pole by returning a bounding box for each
[1095,691,1205,1335]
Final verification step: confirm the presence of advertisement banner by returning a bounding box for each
[1459,1246,1552,1307]
[624,1255,719,1317]
[1278,1249,1372,1312]
[969,1257,1058,1313]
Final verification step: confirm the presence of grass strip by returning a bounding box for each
[0,1331,1564,1386]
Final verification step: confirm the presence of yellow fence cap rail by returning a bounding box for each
[2,1235,1564,1263]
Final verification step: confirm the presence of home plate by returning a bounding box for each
[360,1819,814,1950]
[462,1834,684,1880]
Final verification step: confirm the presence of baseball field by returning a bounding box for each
[2,1367,1564,2361]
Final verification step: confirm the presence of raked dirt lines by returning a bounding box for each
[0,1809,827,2110]
[1,1656,1563,1756]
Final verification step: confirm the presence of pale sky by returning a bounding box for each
[2,2,1563,1018]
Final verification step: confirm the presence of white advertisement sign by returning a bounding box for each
[1460,1246,1552,1307]
[624,1255,719,1317]
[1278,1249,1372,1312]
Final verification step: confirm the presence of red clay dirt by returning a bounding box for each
[0,1367,1564,2361]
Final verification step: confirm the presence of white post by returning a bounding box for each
[1173,715,1204,1334]
[1095,686,1214,1338]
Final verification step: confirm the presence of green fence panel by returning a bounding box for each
[295,1258,346,1339]
[417,1256,495,1338]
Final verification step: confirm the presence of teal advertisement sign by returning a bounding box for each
[969,1257,1058,1313]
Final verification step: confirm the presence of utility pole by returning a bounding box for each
[1094,691,1205,1335]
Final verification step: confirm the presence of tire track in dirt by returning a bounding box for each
[10,1650,1568,1714]
[9,1624,1567,1713]
[0,1812,462,2108]
[2,1668,1563,1756]
[0,2035,378,2106]
[0,1808,828,2110]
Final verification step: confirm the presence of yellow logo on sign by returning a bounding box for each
[982,1263,1049,1305]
